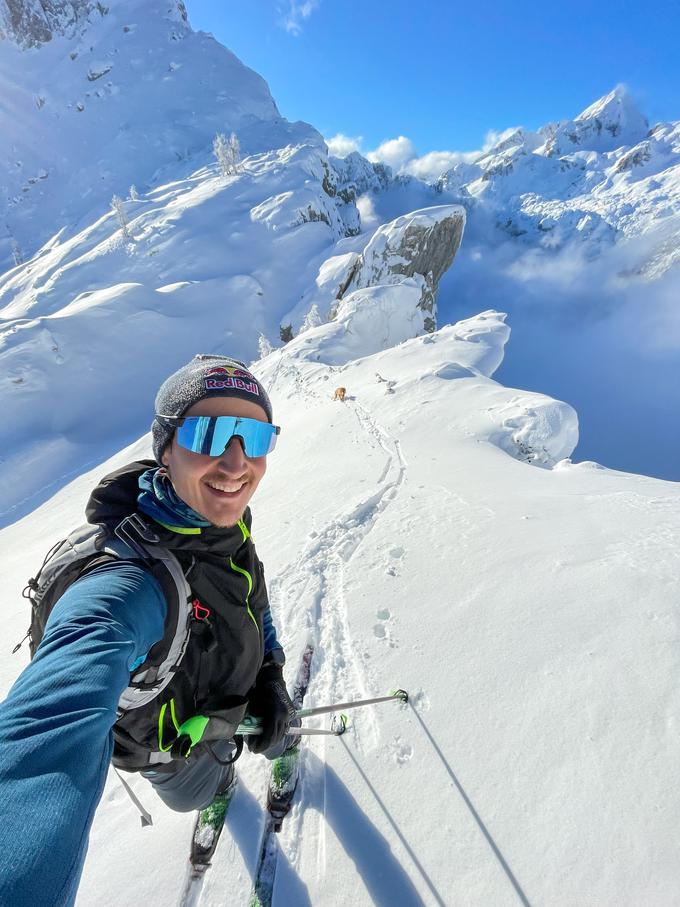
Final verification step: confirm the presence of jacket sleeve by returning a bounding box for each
[263,605,284,661]
[0,562,166,907]
[252,557,284,663]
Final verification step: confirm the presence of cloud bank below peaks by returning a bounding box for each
[325,132,495,183]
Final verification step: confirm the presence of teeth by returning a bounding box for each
[206,480,245,493]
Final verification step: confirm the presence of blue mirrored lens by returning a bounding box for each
[176,416,278,457]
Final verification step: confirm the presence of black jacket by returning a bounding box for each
[86,460,272,771]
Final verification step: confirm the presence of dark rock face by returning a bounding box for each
[337,206,466,332]
[0,0,100,47]
[614,142,652,173]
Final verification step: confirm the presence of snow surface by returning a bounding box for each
[1,5,680,905]
[2,308,680,906]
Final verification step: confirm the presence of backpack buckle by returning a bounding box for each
[115,514,160,561]
[192,599,211,621]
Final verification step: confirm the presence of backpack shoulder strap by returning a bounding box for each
[112,515,194,713]
[22,514,193,715]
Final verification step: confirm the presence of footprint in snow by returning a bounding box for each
[410,690,431,712]
[373,607,392,640]
[389,737,414,765]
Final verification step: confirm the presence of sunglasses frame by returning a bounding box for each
[157,414,280,458]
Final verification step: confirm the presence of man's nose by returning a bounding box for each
[216,436,247,470]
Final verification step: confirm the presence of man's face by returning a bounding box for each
[161,396,269,528]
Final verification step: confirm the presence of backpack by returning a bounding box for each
[16,513,194,714]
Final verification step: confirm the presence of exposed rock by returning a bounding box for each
[0,0,100,47]
[330,151,398,201]
[87,62,112,81]
[481,155,516,181]
[337,205,465,332]
[614,141,652,173]
[296,204,331,227]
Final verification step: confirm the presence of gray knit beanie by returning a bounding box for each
[151,354,273,463]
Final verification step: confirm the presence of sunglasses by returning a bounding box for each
[157,414,280,458]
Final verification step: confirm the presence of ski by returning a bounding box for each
[249,644,314,907]
[178,773,238,907]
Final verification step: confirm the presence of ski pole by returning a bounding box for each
[295,689,408,720]
[236,714,348,737]
[235,690,407,737]
[287,717,348,737]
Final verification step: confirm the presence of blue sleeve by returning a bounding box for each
[0,562,165,907]
[262,605,283,658]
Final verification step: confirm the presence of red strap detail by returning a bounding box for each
[192,598,211,621]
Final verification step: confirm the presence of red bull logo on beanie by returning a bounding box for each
[203,365,260,396]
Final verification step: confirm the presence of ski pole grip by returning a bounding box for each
[236,714,263,736]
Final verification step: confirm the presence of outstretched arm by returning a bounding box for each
[0,562,165,907]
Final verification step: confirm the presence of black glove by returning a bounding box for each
[246,662,296,755]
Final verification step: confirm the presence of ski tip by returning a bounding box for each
[391,688,409,704]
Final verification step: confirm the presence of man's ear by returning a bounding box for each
[161,439,172,467]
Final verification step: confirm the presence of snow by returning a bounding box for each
[0,0,310,271]
[1,5,679,905]
[1,301,679,906]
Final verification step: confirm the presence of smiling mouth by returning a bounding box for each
[204,480,247,498]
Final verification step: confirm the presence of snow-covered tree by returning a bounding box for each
[213,132,241,177]
[111,195,130,239]
[10,239,23,266]
[129,185,139,201]
[280,323,294,344]
[213,133,231,177]
[300,303,322,333]
[258,333,275,359]
[228,132,241,170]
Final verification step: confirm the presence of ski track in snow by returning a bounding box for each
[262,360,408,886]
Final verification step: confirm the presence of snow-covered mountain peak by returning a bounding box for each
[0,0,323,271]
[428,85,679,278]
[574,84,648,134]
[537,85,650,157]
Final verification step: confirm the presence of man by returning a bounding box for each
[0,354,295,906]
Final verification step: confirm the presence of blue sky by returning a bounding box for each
[186,0,680,157]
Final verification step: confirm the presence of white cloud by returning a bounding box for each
[282,0,320,36]
[406,149,481,181]
[366,135,417,172]
[325,133,363,157]
[323,131,485,183]
[356,193,379,230]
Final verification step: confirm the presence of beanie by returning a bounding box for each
[151,354,273,463]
